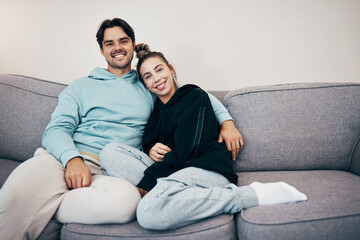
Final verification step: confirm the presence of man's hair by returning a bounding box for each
[96,18,135,49]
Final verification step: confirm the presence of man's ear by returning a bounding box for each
[100,47,104,56]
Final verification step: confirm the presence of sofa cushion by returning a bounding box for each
[0,158,20,187]
[37,219,62,240]
[236,170,360,240]
[0,74,65,161]
[224,83,360,172]
[61,214,236,240]
[349,136,360,176]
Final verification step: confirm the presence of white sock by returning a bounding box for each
[250,182,307,205]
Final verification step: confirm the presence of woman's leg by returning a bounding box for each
[136,167,258,230]
[100,143,154,186]
[137,167,307,230]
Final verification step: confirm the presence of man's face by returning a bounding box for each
[100,26,135,76]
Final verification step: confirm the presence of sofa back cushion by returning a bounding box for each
[224,83,360,172]
[0,75,65,161]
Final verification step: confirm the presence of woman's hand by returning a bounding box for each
[149,143,172,162]
[218,120,244,160]
[136,187,148,198]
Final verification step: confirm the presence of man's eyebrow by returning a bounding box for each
[120,37,130,41]
[103,37,130,44]
[103,40,113,44]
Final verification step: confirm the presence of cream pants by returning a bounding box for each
[0,148,140,240]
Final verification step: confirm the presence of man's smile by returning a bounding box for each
[112,52,126,59]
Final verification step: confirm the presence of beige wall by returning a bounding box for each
[0,0,359,90]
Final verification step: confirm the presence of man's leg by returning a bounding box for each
[55,159,141,224]
[136,167,258,230]
[0,148,68,240]
[100,142,154,186]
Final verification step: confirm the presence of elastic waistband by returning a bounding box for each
[80,151,100,161]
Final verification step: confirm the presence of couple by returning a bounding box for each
[0,18,306,240]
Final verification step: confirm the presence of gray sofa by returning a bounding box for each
[1,74,359,240]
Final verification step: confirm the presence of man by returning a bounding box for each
[0,18,243,240]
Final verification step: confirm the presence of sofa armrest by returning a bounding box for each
[349,136,360,176]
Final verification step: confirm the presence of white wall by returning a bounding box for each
[0,0,359,90]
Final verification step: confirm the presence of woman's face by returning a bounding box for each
[140,56,176,104]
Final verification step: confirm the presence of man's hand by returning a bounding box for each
[149,143,172,162]
[65,157,92,189]
[218,120,244,160]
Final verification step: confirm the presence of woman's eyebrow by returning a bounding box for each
[142,64,164,78]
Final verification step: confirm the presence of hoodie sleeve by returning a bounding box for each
[206,92,232,124]
[137,88,222,191]
[42,86,83,167]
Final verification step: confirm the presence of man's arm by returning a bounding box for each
[42,88,91,188]
[207,92,244,160]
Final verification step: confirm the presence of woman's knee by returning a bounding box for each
[100,143,134,166]
[136,183,181,230]
[136,196,167,230]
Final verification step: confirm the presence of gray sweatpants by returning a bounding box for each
[0,148,140,240]
[100,143,258,230]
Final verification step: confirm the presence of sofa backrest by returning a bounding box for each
[224,82,360,172]
[0,74,228,162]
[0,74,66,161]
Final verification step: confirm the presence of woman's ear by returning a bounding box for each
[169,64,175,75]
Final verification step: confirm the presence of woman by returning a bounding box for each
[100,43,307,230]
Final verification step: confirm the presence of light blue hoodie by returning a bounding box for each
[42,67,232,167]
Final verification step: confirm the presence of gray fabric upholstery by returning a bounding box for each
[0,74,65,161]
[350,137,360,176]
[37,219,62,240]
[236,170,360,240]
[209,91,228,103]
[224,83,360,172]
[61,214,236,240]
[0,158,20,188]
[1,74,359,240]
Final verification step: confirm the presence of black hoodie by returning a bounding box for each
[137,84,238,191]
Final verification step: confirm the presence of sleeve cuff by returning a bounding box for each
[137,174,158,192]
[60,149,84,167]
[217,112,233,124]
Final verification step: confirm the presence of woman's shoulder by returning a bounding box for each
[177,84,206,98]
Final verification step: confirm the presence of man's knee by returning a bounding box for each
[1,153,66,197]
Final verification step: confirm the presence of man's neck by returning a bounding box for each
[107,66,131,78]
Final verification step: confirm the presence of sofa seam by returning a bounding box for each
[0,82,60,98]
[61,215,235,238]
[239,211,360,226]
[9,74,67,86]
[224,83,360,104]
[347,134,360,171]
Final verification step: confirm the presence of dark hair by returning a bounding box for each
[96,18,135,49]
[135,43,176,85]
